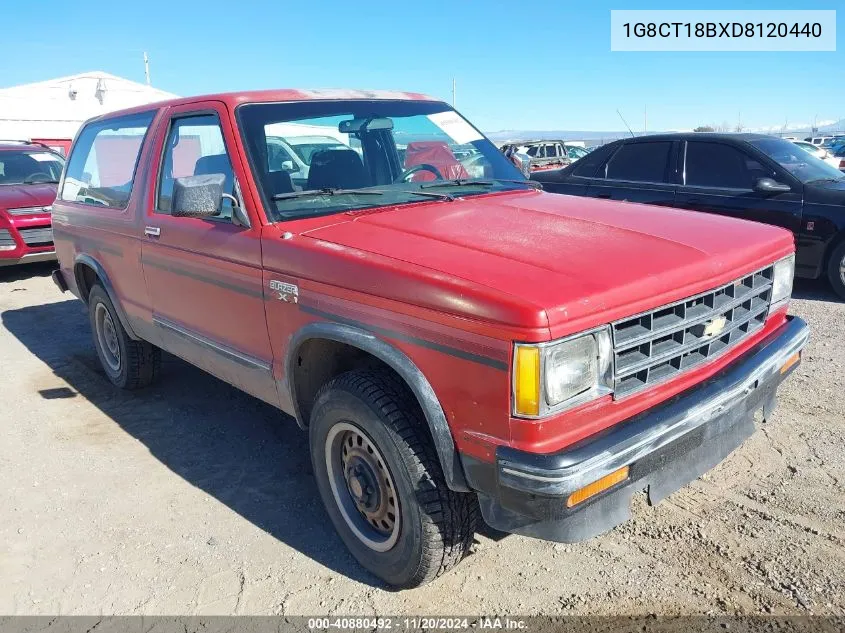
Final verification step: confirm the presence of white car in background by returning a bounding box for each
[266,135,355,187]
[805,136,835,146]
[792,140,842,169]
[286,135,354,164]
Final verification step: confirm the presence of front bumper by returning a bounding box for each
[0,250,57,266]
[462,315,809,542]
[0,215,55,266]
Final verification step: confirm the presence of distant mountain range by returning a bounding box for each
[485,119,845,145]
[486,130,630,144]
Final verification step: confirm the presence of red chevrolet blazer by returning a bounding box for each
[50,89,808,588]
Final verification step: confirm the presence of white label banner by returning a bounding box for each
[611,10,836,52]
[427,112,483,145]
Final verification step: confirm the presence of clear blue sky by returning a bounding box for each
[5,0,843,133]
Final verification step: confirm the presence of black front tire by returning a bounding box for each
[309,369,477,588]
[827,242,845,300]
[88,284,161,389]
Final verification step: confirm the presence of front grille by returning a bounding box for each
[18,227,53,247]
[611,265,774,397]
[0,229,16,248]
[6,206,51,216]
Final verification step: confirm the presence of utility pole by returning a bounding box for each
[452,78,456,107]
[644,105,647,134]
[144,52,151,86]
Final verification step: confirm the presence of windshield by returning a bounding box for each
[237,99,529,221]
[0,150,65,185]
[751,137,844,183]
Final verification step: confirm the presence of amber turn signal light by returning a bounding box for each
[780,352,801,375]
[566,466,630,508]
[514,346,540,416]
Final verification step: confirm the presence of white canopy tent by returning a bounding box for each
[0,71,177,143]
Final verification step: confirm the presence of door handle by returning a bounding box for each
[144,226,161,237]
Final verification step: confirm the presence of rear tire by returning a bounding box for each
[88,284,161,389]
[309,369,477,588]
[827,242,845,300]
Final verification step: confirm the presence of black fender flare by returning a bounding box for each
[286,321,470,492]
[74,253,140,340]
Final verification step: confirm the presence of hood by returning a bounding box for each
[805,178,845,206]
[301,191,794,338]
[0,183,58,210]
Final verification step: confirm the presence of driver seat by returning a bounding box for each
[306,149,368,190]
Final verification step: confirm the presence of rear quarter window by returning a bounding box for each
[606,141,672,183]
[60,111,156,208]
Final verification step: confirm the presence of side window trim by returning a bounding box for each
[153,110,243,220]
[59,110,156,209]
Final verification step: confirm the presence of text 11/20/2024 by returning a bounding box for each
[306,617,528,630]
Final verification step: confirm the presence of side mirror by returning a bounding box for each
[280,160,295,172]
[754,177,791,194]
[172,174,225,217]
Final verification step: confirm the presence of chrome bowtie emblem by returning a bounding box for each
[269,280,299,303]
[703,316,727,338]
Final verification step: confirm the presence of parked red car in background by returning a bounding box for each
[0,141,65,266]
[31,138,73,157]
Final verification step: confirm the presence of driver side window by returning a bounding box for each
[156,114,236,221]
[685,141,772,190]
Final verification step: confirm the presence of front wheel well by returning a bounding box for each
[292,338,393,425]
[290,334,470,492]
[823,230,845,270]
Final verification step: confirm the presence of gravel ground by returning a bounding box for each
[0,262,843,616]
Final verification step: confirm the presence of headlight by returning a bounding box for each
[513,327,613,417]
[770,254,795,310]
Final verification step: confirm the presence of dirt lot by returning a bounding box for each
[0,262,843,616]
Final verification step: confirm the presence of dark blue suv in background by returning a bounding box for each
[533,133,845,298]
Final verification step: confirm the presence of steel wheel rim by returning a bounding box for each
[325,422,401,552]
[839,254,845,286]
[95,302,121,373]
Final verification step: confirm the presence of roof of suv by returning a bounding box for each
[613,133,779,144]
[0,141,56,152]
[520,140,569,146]
[86,88,441,122]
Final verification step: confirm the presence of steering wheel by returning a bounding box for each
[395,163,444,183]
[24,172,53,183]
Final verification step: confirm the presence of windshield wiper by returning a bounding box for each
[807,177,843,184]
[420,179,494,189]
[23,178,60,185]
[419,178,542,190]
[492,178,543,189]
[402,190,455,201]
[272,187,384,201]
